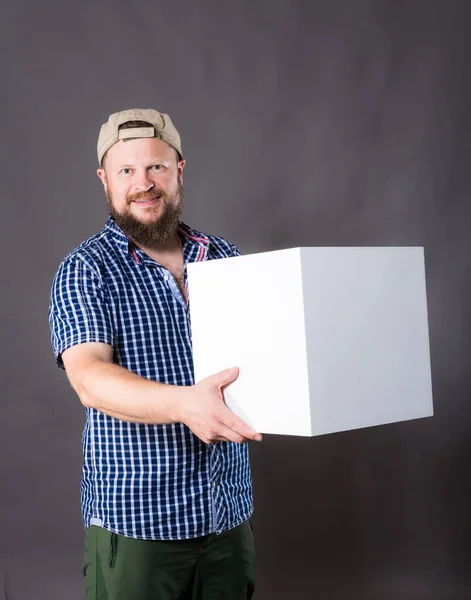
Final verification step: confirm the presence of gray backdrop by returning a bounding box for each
[2,1,471,598]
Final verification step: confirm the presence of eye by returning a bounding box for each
[150,164,163,171]
[120,168,132,175]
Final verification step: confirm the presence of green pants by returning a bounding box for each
[83,520,255,600]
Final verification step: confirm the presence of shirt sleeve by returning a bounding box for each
[48,255,114,370]
[230,243,242,257]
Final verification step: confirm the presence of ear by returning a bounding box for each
[177,159,186,181]
[96,168,107,190]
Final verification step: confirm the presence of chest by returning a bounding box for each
[159,257,185,295]
[144,247,186,296]
[105,262,193,369]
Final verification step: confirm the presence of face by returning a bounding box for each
[97,137,186,248]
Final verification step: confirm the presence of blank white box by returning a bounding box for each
[187,247,433,437]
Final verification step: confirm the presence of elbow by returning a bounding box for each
[67,372,94,409]
[78,389,94,409]
[77,381,95,409]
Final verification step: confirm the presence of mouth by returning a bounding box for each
[132,195,161,207]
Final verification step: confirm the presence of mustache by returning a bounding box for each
[127,190,166,203]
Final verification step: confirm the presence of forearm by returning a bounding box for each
[72,359,185,424]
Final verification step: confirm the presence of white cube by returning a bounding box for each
[187,247,433,437]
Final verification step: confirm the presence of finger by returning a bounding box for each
[194,429,246,445]
[212,425,249,444]
[220,408,262,442]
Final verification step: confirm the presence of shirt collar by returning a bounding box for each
[104,214,210,265]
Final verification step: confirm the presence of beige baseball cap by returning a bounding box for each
[97,108,183,166]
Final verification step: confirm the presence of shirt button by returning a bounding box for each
[164,275,169,281]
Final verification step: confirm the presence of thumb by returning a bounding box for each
[213,366,239,387]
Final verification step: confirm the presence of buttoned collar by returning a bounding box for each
[104,214,210,265]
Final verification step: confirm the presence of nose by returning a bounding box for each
[133,169,155,193]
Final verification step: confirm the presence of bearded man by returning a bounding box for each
[48,108,262,600]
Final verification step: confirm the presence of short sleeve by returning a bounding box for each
[48,256,114,370]
[230,243,242,257]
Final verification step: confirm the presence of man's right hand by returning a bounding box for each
[176,366,263,445]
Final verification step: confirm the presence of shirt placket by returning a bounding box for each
[208,443,224,534]
[160,267,187,310]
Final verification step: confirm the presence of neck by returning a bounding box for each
[133,231,183,258]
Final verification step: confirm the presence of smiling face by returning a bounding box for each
[97,136,186,248]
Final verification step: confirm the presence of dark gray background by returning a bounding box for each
[2,1,471,598]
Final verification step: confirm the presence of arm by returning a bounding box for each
[62,341,262,444]
[62,341,178,423]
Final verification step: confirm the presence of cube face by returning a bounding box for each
[300,248,433,435]
[187,248,312,436]
[187,246,433,437]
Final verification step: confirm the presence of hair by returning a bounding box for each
[118,120,153,131]
[101,120,181,167]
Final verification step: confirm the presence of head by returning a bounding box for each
[96,110,186,248]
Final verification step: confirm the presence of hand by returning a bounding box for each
[177,367,263,444]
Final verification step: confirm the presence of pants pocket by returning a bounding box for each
[109,532,118,569]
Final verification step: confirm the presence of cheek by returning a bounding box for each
[109,183,130,204]
[165,174,181,194]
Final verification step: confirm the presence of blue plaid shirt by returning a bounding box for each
[48,215,253,540]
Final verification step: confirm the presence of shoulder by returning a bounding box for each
[207,233,241,259]
[181,222,241,258]
[52,228,111,285]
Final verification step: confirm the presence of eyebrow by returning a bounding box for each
[118,158,170,168]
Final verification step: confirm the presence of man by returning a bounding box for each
[48,108,262,600]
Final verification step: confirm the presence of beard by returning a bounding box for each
[106,179,184,248]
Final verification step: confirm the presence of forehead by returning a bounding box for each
[106,137,176,166]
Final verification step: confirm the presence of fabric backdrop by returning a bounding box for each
[2,1,471,598]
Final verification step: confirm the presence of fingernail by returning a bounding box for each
[255,434,262,442]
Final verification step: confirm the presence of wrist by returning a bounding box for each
[165,383,191,424]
